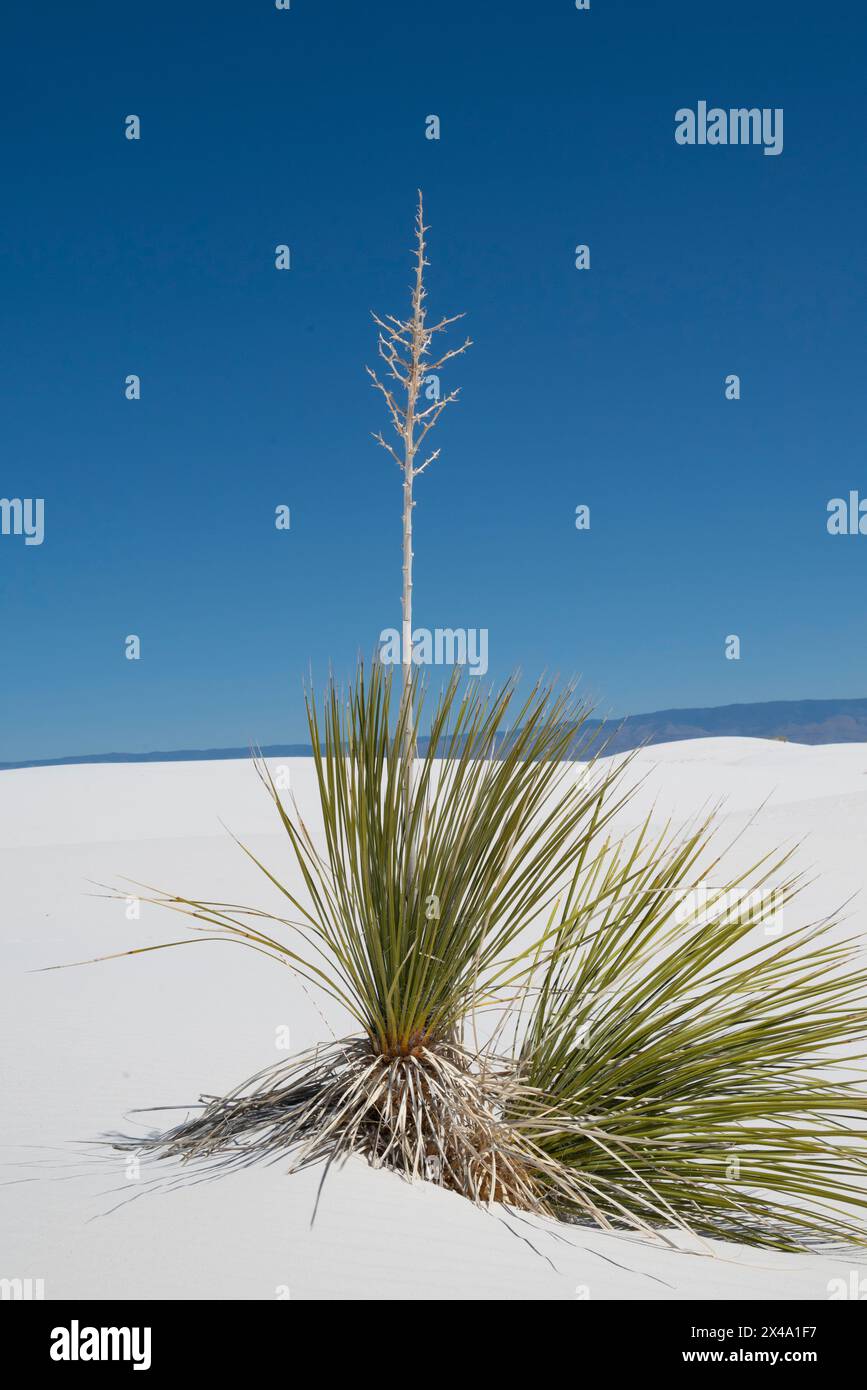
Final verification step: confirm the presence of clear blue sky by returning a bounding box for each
[2,1,865,761]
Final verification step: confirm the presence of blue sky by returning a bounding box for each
[1,0,865,761]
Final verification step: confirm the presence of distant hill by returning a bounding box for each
[4,697,867,772]
[0,744,315,773]
[580,696,867,755]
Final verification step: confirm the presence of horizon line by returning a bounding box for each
[4,693,867,773]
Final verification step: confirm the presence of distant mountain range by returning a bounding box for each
[582,696,867,755]
[4,697,867,772]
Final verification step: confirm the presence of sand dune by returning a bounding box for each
[2,739,866,1300]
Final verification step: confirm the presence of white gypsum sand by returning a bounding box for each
[1,738,866,1301]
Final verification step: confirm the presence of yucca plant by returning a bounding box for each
[97,665,633,1210]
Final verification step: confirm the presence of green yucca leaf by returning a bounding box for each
[514,814,867,1248]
